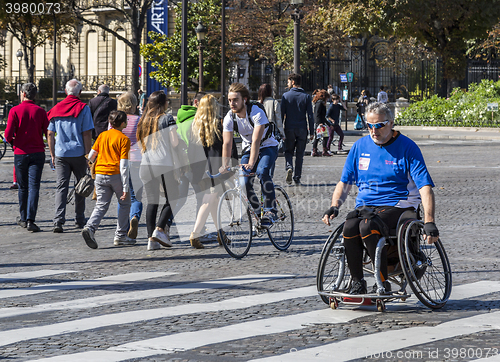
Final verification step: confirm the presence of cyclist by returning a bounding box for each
[321,102,439,295]
[220,83,279,228]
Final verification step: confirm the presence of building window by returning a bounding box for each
[87,30,98,76]
[114,28,126,75]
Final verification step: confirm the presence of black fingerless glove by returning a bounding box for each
[324,206,339,218]
[423,222,439,237]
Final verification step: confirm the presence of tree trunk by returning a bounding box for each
[131,27,141,95]
[28,46,35,84]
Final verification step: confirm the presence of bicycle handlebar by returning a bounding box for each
[206,166,240,179]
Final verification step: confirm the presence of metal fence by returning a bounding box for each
[301,57,500,102]
[0,75,132,98]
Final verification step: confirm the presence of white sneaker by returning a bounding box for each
[147,239,161,250]
[152,228,172,247]
[114,235,137,246]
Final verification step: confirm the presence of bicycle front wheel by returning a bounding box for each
[267,186,294,251]
[217,189,252,259]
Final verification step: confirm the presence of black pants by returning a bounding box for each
[141,166,179,238]
[343,206,414,282]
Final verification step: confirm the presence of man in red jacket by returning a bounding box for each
[5,83,49,232]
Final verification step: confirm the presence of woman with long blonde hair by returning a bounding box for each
[136,90,180,251]
[189,94,237,248]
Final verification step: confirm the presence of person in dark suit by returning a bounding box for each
[88,84,117,140]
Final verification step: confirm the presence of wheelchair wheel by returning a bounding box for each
[0,137,7,161]
[398,219,452,309]
[267,186,294,251]
[316,222,351,305]
[217,189,252,259]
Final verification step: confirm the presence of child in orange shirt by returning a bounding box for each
[82,110,132,249]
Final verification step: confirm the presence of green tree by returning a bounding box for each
[227,0,314,96]
[69,0,156,94]
[0,1,76,83]
[140,0,224,91]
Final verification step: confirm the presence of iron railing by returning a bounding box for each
[1,75,132,95]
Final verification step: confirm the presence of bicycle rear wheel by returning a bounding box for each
[0,137,7,161]
[217,189,252,259]
[267,186,294,251]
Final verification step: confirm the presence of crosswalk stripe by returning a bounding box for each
[0,270,77,282]
[1,285,315,349]
[0,272,176,299]
[248,311,500,362]
[450,281,500,300]
[473,355,500,362]
[0,274,294,319]
[32,309,375,362]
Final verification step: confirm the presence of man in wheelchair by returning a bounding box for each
[321,102,439,296]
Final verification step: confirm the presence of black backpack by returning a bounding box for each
[231,100,274,142]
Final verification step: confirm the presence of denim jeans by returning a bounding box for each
[14,152,45,222]
[284,128,308,182]
[117,162,143,221]
[240,146,278,213]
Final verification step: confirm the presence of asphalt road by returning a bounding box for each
[1,130,500,361]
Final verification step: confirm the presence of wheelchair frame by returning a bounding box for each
[317,211,452,312]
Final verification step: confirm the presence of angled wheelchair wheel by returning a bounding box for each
[316,222,351,304]
[217,189,252,259]
[267,186,294,251]
[398,219,452,309]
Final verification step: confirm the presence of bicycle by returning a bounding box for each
[0,130,9,161]
[207,166,294,259]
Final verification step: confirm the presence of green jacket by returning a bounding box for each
[176,105,197,147]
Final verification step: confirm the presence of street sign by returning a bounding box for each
[347,72,354,83]
[339,73,347,83]
[265,65,273,74]
[487,103,498,111]
[342,89,348,101]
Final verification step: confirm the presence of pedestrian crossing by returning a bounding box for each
[1,270,499,361]
[0,272,176,299]
[0,269,77,282]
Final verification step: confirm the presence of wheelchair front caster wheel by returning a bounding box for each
[376,299,385,312]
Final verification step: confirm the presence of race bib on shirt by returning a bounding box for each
[359,157,370,171]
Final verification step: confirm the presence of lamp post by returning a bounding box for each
[180,0,188,105]
[290,0,304,74]
[16,49,23,102]
[221,0,227,109]
[195,21,207,92]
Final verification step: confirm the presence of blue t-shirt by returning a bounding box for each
[48,106,94,158]
[340,133,434,209]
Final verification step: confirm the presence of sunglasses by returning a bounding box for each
[367,120,390,129]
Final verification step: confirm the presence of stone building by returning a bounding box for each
[0,1,174,104]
